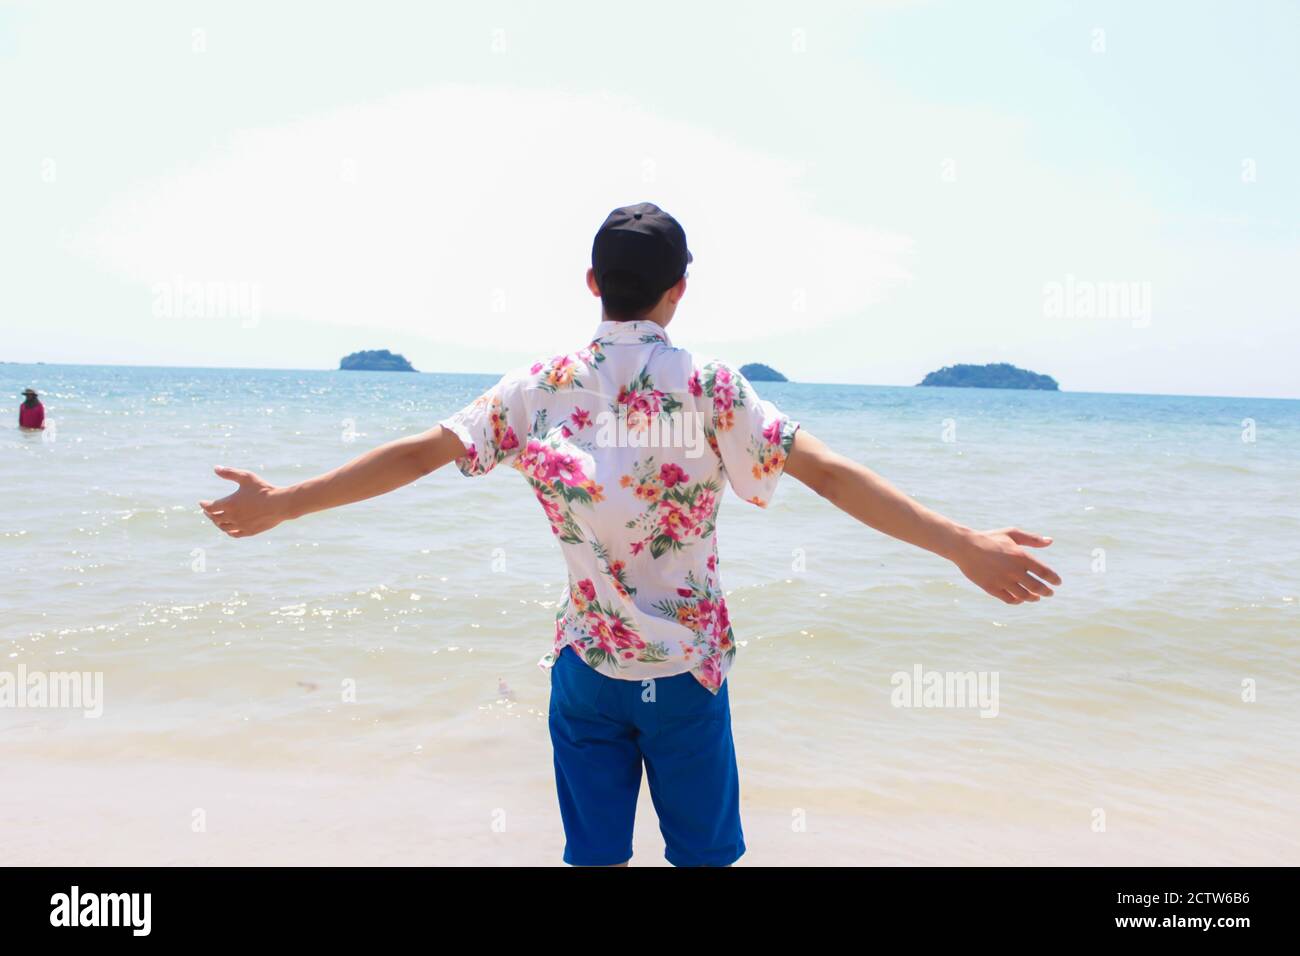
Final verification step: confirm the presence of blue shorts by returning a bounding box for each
[548,644,745,867]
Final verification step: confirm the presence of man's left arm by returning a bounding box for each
[784,429,1061,605]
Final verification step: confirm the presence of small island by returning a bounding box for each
[739,362,788,382]
[339,349,417,372]
[918,363,1058,390]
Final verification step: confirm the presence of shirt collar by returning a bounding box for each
[591,319,672,347]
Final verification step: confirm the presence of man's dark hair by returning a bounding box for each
[599,270,674,322]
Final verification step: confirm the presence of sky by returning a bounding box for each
[1,0,1297,397]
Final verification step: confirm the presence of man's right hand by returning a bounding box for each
[198,424,468,538]
[199,467,289,538]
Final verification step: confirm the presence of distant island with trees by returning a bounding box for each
[918,363,1058,390]
[339,350,417,372]
[739,362,788,382]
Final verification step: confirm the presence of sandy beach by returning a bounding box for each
[9,756,1293,866]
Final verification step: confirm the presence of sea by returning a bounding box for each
[2,363,1297,865]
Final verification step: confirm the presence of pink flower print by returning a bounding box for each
[656,502,691,541]
[517,440,551,480]
[537,494,566,536]
[698,654,722,691]
[546,355,577,388]
[690,488,717,521]
[659,462,689,488]
[637,391,664,417]
[552,452,588,487]
[589,617,614,653]
[609,617,644,650]
[618,386,664,432]
[716,597,731,635]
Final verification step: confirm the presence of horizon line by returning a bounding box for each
[2,359,1295,404]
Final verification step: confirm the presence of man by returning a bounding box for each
[19,388,44,429]
[200,202,1060,866]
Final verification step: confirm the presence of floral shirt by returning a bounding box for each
[438,319,799,694]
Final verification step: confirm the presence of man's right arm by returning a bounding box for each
[199,425,468,538]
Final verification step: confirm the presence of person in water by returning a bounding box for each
[200,202,1062,867]
[19,388,44,430]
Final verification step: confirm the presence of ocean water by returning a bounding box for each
[3,363,1297,865]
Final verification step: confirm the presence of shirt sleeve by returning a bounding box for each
[437,370,530,477]
[697,360,799,507]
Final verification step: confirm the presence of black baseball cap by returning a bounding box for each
[591,202,692,294]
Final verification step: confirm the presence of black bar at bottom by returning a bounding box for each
[0,866,1289,941]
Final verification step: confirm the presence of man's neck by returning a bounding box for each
[601,313,670,329]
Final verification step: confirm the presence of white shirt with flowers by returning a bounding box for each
[438,319,799,694]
